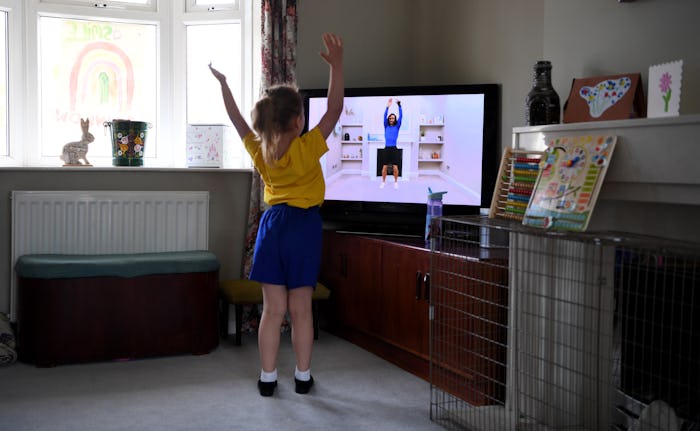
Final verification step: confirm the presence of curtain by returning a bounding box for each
[260,0,298,87]
[240,0,298,335]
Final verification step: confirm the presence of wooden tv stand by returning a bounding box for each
[319,229,508,402]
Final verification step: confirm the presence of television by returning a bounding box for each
[301,84,500,237]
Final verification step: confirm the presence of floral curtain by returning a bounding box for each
[240,0,298,335]
[260,0,298,87]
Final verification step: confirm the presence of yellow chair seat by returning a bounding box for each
[219,279,331,345]
[220,279,330,303]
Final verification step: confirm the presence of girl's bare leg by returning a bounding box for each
[288,286,314,372]
[258,283,287,373]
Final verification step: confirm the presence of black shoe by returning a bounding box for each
[294,376,314,394]
[257,380,277,397]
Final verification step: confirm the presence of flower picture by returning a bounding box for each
[648,60,683,118]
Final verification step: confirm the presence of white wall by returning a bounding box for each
[297,0,700,149]
[544,0,700,115]
[296,0,416,90]
[410,0,545,155]
[296,0,700,242]
[297,0,544,153]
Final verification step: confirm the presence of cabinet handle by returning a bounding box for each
[423,272,431,302]
[415,271,423,300]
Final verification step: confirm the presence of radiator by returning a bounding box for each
[10,190,210,320]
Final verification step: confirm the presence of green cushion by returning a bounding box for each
[15,251,220,279]
[220,279,330,304]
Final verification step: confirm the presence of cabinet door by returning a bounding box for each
[320,232,382,335]
[430,252,509,405]
[380,242,431,357]
[319,230,342,290]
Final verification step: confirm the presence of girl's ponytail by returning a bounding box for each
[251,85,303,166]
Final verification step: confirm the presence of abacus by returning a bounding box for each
[488,147,545,221]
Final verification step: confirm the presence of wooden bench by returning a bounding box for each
[219,279,331,346]
[15,250,220,366]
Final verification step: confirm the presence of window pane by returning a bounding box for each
[187,23,241,125]
[0,12,7,157]
[39,16,157,160]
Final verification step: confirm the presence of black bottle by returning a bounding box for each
[526,61,560,126]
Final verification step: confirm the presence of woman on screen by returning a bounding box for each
[381,98,402,189]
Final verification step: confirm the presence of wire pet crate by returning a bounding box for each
[429,215,700,431]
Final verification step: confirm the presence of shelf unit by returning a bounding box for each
[418,123,444,170]
[511,115,700,242]
[340,124,364,168]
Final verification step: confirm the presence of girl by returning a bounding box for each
[209,32,343,397]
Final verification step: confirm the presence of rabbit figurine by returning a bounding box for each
[60,118,94,166]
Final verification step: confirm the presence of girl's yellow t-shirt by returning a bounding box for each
[243,126,329,209]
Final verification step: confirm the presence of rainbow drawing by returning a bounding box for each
[69,41,134,112]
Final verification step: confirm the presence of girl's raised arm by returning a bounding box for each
[209,63,253,139]
[316,33,344,139]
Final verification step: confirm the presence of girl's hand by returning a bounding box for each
[208,62,252,139]
[316,32,344,140]
[208,62,226,82]
[319,33,343,67]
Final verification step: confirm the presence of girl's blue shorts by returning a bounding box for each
[249,204,322,290]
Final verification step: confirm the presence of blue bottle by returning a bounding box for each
[425,188,447,246]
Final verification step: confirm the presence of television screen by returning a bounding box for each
[302,84,500,236]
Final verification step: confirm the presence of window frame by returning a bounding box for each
[187,0,239,13]
[173,0,255,168]
[39,0,157,13]
[0,1,23,166]
[5,0,255,168]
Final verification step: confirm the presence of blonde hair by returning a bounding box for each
[251,85,303,166]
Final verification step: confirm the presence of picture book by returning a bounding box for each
[522,135,617,231]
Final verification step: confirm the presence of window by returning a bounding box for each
[7,0,256,167]
[186,24,240,125]
[0,1,21,164]
[186,22,248,167]
[0,11,7,157]
[39,17,157,160]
